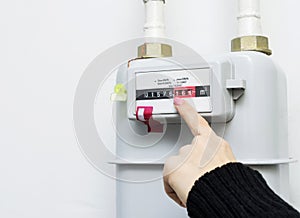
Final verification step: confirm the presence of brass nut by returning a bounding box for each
[138,43,172,58]
[231,36,272,55]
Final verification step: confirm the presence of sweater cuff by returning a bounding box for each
[186,162,299,218]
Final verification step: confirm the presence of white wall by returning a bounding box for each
[0,0,299,217]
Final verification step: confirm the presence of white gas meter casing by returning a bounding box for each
[114,52,290,218]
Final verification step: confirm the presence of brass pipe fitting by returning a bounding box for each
[231,35,272,55]
[138,43,172,58]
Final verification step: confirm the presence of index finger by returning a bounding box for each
[174,97,210,136]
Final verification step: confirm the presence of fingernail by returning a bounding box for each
[174,97,184,106]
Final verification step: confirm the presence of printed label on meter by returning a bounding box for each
[134,68,212,115]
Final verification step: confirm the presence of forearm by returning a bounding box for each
[187,163,300,218]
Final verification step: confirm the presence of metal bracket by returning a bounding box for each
[226,79,246,100]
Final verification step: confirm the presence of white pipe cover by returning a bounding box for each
[144,0,166,39]
[238,0,263,36]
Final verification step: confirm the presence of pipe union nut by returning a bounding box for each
[138,43,172,58]
[231,35,272,55]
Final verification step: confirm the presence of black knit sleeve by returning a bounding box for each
[186,162,300,218]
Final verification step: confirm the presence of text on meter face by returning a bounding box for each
[134,68,212,114]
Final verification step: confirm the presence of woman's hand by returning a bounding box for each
[163,98,236,207]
